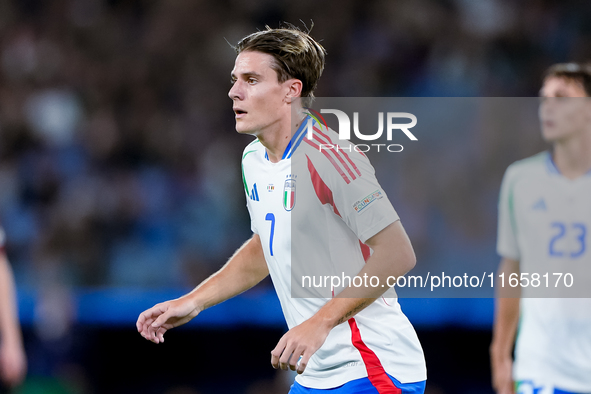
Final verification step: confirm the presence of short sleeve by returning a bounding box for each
[497,165,520,260]
[307,147,399,243]
[242,142,260,235]
[246,197,259,234]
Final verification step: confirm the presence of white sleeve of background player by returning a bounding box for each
[497,165,520,260]
[312,150,399,243]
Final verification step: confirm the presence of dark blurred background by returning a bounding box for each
[1,0,590,393]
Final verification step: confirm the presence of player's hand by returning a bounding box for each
[491,355,515,394]
[136,298,201,344]
[0,340,27,387]
[270,317,331,374]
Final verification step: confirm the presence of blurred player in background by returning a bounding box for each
[0,225,27,390]
[491,63,591,394]
[137,26,426,393]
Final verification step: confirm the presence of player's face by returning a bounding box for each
[228,51,292,136]
[539,77,591,143]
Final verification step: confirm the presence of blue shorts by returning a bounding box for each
[289,374,426,394]
[516,380,588,394]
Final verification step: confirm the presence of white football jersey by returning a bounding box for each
[497,151,591,392]
[242,117,426,389]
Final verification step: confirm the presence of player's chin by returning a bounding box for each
[235,123,254,135]
[541,130,566,143]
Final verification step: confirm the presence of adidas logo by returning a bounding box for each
[250,183,260,201]
[532,198,546,211]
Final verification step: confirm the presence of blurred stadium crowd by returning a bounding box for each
[2,0,589,292]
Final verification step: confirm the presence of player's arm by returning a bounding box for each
[271,220,415,374]
[490,257,520,394]
[137,233,269,343]
[0,252,27,387]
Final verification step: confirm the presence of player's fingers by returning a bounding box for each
[141,315,154,329]
[278,342,296,371]
[137,304,165,335]
[137,305,159,324]
[140,317,156,339]
[156,326,167,343]
[139,316,157,342]
[147,322,162,343]
[270,337,287,369]
[151,306,174,330]
[288,346,305,372]
[137,313,153,333]
[297,351,311,374]
[149,312,174,344]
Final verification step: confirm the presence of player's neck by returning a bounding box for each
[258,106,306,163]
[552,130,591,179]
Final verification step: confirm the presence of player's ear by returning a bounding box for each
[284,78,303,103]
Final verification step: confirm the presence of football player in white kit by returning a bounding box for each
[491,63,591,394]
[0,225,27,390]
[137,26,426,393]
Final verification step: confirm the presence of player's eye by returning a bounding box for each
[247,78,257,85]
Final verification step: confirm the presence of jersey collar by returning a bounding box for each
[265,115,311,161]
[545,151,591,177]
[545,151,561,175]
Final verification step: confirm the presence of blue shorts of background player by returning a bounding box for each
[517,380,589,394]
[290,374,426,394]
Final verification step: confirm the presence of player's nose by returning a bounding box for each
[228,81,243,101]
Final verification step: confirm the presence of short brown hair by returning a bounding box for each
[543,62,591,96]
[234,25,327,100]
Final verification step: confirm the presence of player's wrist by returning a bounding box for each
[192,297,207,314]
[309,307,339,331]
[180,292,206,314]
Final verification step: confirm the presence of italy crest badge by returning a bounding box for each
[283,179,296,211]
